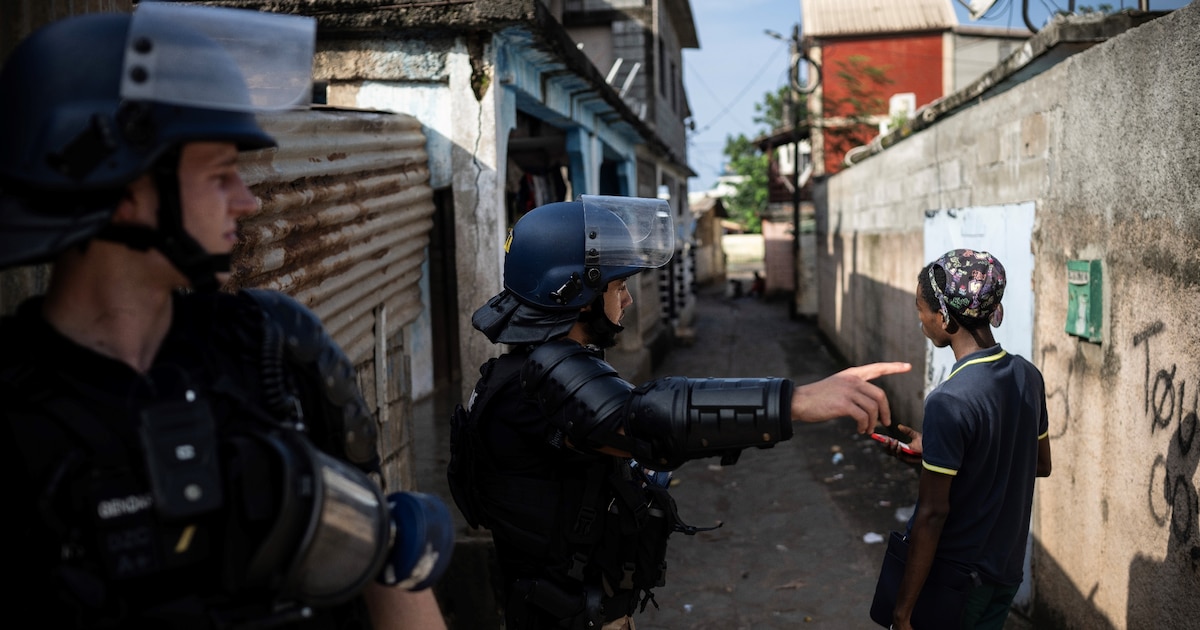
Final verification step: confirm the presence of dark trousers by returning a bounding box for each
[961,581,1020,630]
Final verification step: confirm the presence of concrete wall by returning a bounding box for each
[693,209,726,285]
[816,6,1200,627]
[761,219,795,295]
[723,233,765,266]
[317,34,510,406]
[568,24,614,71]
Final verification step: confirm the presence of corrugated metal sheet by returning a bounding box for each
[233,109,436,364]
[802,0,957,38]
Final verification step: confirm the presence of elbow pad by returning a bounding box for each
[522,339,633,449]
[626,377,793,471]
[243,289,379,471]
[522,340,794,469]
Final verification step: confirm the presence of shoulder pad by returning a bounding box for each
[240,289,379,471]
[522,340,619,413]
[523,339,632,449]
[241,290,325,360]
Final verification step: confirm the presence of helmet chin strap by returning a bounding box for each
[577,294,624,349]
[95,149,230,292]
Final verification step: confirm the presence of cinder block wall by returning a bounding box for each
[815,7,1200,628]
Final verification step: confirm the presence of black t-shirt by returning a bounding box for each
[915,345,1049,586]
[0,292,369,628]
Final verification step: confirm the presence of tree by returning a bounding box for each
[720,86,797,233]
[754,85,791,130]
[823,55,894,173]
[721,133,769,232]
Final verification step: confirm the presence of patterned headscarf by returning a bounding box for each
[929,249,1006,328]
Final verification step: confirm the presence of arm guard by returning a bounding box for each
[243,289,379,471]
[523,340,793,471]
[627,376,793,470]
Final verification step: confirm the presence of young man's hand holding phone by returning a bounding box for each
[871,423,922,463]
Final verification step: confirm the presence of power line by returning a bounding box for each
[687,42,787,136]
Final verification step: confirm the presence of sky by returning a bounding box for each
[683,0,1194,192]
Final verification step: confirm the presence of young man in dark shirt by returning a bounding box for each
[885,249,1052,630]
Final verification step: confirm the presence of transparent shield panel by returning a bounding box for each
[580,194,675,269]
[121,2,315,112]
[291,450,388,603]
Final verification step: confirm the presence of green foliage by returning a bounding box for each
[753,86,791,130]
[824,55,894,173]
[829,55,893,122]
[719,86,804,233]
[721,133,769,232]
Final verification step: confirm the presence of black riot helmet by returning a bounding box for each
[472,195,675,344]
[0,3,315,288]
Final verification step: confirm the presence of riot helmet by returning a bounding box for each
[0,3,315,288]
[473,195,674,344]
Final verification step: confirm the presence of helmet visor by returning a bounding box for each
[581,195,674,270]
[121,2,315,112]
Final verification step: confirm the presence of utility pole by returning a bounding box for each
[767,24,819,315]
[788,23,801,317]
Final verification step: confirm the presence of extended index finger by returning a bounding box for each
[842,361,912,382]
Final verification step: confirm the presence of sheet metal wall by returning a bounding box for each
[233,109,435,366]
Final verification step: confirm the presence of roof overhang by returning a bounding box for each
[753,124,811,151]
[802,0,956,39]
[666,0,700,49]
[200,0,687,170]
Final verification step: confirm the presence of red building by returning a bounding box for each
[802,0,957,175]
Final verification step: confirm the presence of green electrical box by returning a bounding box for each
[1065,259,1102,343]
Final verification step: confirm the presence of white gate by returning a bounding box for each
[923,203,1036,388]
[923,201,1036,611]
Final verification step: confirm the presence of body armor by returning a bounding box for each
[2,290,450,628]
[449,341,795,628]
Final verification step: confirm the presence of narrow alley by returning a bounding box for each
[635,270,922,630]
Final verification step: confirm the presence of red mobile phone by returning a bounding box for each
[870,432,919,456]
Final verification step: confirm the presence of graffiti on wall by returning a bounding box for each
[1132,320,1200,571]
[1038,342,1073,441]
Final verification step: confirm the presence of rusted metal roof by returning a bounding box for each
[689,195,727,218]
[232,108,436,364]
[802,0,957,38]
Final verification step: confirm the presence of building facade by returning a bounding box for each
[561,0,702,343]
[801,0,1029,175]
